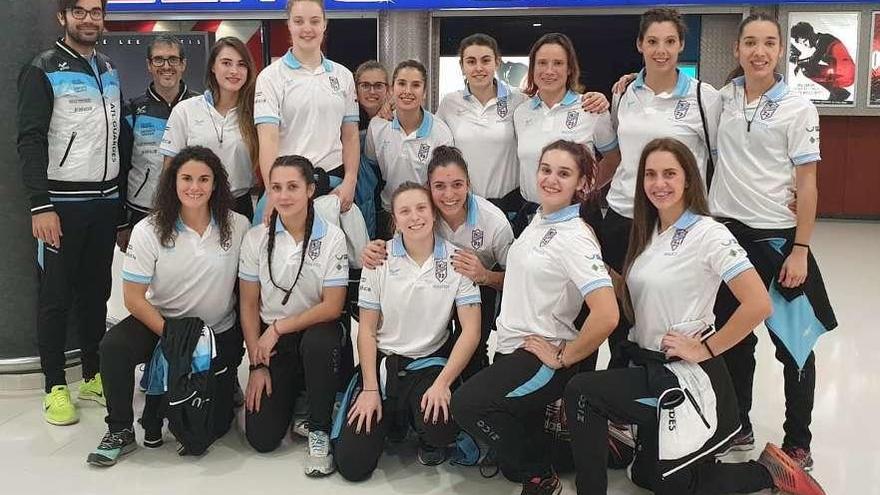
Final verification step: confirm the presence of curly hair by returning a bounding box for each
[152,146,235,248]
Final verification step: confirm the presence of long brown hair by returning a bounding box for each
[725,12,782,83]
[525,33,584,97]
[206,37,259,176]
[153,146,235,248]
[621,138,709,320]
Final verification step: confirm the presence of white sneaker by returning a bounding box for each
[305,430,335,477]
[290,416,309,439]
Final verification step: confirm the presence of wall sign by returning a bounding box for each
[787,11,860,107]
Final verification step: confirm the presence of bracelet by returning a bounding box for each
[269,321,280,337]
[792,242,809,250]
[703,340,716,358]
[248,363,267,372]
[360,388,379,393]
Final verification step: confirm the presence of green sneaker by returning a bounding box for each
[43,385,79,426]
[87,429,136,467]
[78,373,106,406]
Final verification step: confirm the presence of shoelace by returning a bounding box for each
[99,430,130,450]
[309,432,329,456]
[47,389,70,408]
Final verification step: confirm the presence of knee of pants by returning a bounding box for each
[450,386,482,428]
[245,427,283,453]
[335,442,379,482]
[99,326,129,363]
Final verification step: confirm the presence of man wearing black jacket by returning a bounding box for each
[16,0,121,426]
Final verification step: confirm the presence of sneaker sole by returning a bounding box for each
[760,444,825,495]
[78,393,106,406]
[45,413,79,426]
[86,443,137,467]
[305,466,336,478]
[143,438,164,448]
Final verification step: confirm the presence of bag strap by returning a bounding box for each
[696,80,715,192]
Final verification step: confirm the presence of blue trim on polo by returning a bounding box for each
[722,259,753,283]
[203,90,214,107]
[673,210,701,230]
[497,80,511,99]
[732,73,788,102]
[791,152,820,166]
[391,110,435,139]
[238,271,260,282]
[122,271,152,284]
[391,233,407,257]
[433,236,448,259]
[465,193,480,227]
[530,89,579,109]
[505,365,556,398]
[579,279,613,297]
[456,294,482,306]
[275,214,328,241]
[596,138,619,154]
[342,115,360,123]
[255,116,281,125]
[324,278,348,287]
[633,68,647,89]
[283,50,334,72]
[634,68,690,97]
[541,204,580,224]
[358,300,381,310]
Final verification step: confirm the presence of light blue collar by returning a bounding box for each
[540,204,580,224]
[203,90,214,107]
[283,50,334,73]
[672,209,701,230]
[732,73,788,102]
[465,193,480,227]
[633,68,691,98]
[390,233,447,259]
[531,89,579,110]
[175,215,217,233]
[274,213,328,241]
[463,79,511,101]
[391,110,434,139]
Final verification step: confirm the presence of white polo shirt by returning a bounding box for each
[436,193,514,270]
[626,211,753,352]
[709,75,821,229]
[365,110,454,211]
[608,70,721,219]
[436,81,529,199]
[238,214,348,324]
[122,212,250,333]
[254,51,359,172]
[495,204,613,355]
[358,235,481,358]
[514,90,618,203]
[160,91,255,198]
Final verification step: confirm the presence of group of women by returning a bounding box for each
[86,1,835,494]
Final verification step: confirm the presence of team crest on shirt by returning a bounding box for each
[418,143,431,162]
[435,259,448,282]
[540,228,557,247]
[760,101,779,120]
[328,75,340,92]
[565,111,579,129]
[670,228,689,251]
[496,97,509,118]
[673,100,690,120]
[471,228,484,249]
[308,239,322,261]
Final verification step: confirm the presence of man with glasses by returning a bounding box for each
[117,35,197,250]
[16,0,121,426]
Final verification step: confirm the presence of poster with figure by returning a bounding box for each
[787,12,859,106]
[869,12,880,107]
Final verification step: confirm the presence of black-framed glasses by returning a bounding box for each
[149,56,184,67]
[357,81,388,92]
[68,7,104,20]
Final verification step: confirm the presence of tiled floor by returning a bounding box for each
[1,219,878,495]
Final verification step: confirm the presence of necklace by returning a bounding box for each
[204,98,226,147]
[741,86,768,133]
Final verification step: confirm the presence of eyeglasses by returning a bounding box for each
[357,81,388,92]
[68,7,104,20]
[149,56,184,67]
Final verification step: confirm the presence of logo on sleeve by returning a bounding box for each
[673,100,690,120]
[434,259,448,282]
[57,61,69,71]
[136,105,147,115]
[539,228,557,247]
[308,239,322,261]
[496,97,509,118]
[471,228,484,249]
[565,111,579,129]
[328,75,340,92]
[760,101,779,120]
[418,143,431,162]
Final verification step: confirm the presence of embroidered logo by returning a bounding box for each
[585,253,603,272]
[565,111,579,130]
[418,143,431,162]
[760,101,779,120]
[435,259,448,282]
[496,97,509,118]
[220,237,232,252]
[57,61,69,71]
[136,105,147,115]
[308,239,322,261]
[670,228,688,251]
[328,75,340,92]
[674,100,690,120]
[540,228,557,247]
[471,228,484,249]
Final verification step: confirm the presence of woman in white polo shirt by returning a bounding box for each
[709,14,837,470]
[238,155,348,476]
[365,59,454,239]
[87,146,250,467]
[564,137,825,495]
[452,140,619,495]
[512,33,621,234]
[334,182,482,481]
[437,33,609,222]
[254,0,360,221]
[360,146,514,377]
[353,60,390,239]
[161,37,258,220]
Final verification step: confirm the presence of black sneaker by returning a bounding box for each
[138,417,164,448]
[521,473,562,495]
[715,428,755,457]
[608,422,636,469]
[86,429,136,467]
[417,442,447,466]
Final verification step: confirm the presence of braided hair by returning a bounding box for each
[267,155,316,305]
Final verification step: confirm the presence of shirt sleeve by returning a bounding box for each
[787,101,821,166]
[454,271,482,307]
[159,103,187,157]
[238,229,260,283]
[322,231,349,288]
[358,266,381,311]
[703,223,753,283]
[593,111,619,154]
[342,71,359,124]
[560,231,613,297]
[122,221,159,285]
[254,69,282,126]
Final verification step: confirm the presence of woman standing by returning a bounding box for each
[451,140,619,495]
[564,138,824,495]
[334,182,482,481]
[353,60,389,238]
[709,14,837,469]
[87,146,250,467]
[161,37,258,220]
